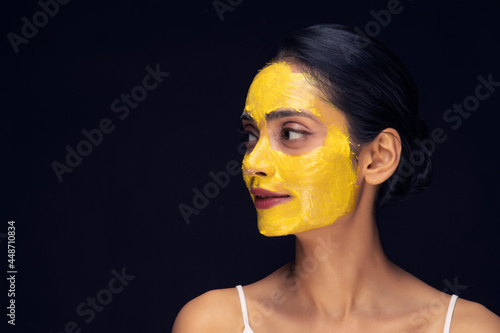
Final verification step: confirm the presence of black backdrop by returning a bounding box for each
[2,0,500,332]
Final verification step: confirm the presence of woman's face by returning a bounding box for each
[241,62,359,236]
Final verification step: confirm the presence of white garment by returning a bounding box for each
[443,294,459,333]
[236,285,255,333]
[235,285,459,333]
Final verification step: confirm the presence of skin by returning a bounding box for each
[241,62,359,236]
[172,63,500,333]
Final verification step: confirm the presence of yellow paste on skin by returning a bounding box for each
[242,62,359,236]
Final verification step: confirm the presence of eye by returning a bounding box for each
[247,132,258,142]
[281,128,306,141]
[238,126,259,150]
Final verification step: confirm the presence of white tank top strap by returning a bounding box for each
[236,285,255,333]
[443,294,459,333]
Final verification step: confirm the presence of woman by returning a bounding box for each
[173,24,500,332]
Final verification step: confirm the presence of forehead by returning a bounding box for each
[244,62,344,127]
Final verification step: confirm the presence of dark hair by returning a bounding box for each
[272,24,432,206]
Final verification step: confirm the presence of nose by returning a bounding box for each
[242,135,275,177]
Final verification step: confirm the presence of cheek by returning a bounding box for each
[276,130,357,198]
[278,151,351,191]
[241,127,357,199]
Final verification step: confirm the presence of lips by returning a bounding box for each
[250,188,291,209]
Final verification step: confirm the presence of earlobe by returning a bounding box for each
[357,129,401,186]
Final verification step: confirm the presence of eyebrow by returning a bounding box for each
[240,109,317,122]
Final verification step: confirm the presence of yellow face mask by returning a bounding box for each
[242,62,359,236]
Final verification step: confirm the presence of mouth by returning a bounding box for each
[250,188,291,209]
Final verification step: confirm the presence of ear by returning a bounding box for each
[357,128,401,186]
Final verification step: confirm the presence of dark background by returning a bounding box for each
[2,0,500,332]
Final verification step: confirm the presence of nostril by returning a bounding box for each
[256,171,267,176]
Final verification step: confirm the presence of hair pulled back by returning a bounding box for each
[273,24,432,206]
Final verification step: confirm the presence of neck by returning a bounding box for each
[285,187,399,317]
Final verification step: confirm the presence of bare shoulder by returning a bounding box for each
[172,264,290,332]
[172,287,242,333]
[451,297,500,333]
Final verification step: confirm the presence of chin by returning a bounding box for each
[257,219,330,237]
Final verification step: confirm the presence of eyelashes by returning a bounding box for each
[237,128,258,151]
[280,128,307,141]
[236,128,252,142]
[236,128,246,141]
[237,127,310,145]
